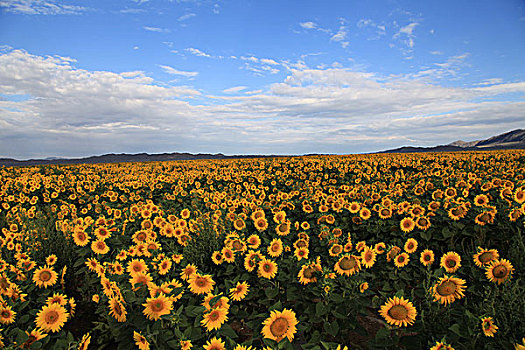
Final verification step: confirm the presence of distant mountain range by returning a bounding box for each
[1,129,524,167]
[380,129,525,154]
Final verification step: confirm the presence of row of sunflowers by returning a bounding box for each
[0,150,524,349]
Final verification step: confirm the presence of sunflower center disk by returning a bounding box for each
[446,259,456,268]
[270,317,289,337]
[437,281,457,296]
[478,252,493,264]
[339,257,356,270]
[493,265,508,278]
[303,267,316,279]
[388,305,408,320]
[40,271,52,282]
[152,301,164,312]
[46,311,59,323]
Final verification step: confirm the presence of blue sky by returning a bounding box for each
[0,0,524,159]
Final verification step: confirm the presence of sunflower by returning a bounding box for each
[361,247,376,269]
[329,244,343,257]
[0,305,16,324]
[254,217,268,231]
[394,253,410,268]
[158,258,172,275]
[440,252,461,273]
[203,337,226,350]
[180,340,192,350]
[294,247,309,261]
[143,294,173,321]
[432,275,466,305]
[221,247,235,263]
[258,258,278,279]
[247,234,261,249]
[359,282,369,293]
[211,251,223,265]
[46,292,68,306]
[181,264,198,281]
[415,216,431,230]
[420,249,435,266]
[475,211,494,226]
[481,317,498,337]
[33,266,58,288]
[514,338,525,350]
[430,341,455,350]
[127,259,148,276]
[267,238,283,257]
[35,304,69,333]
[106,296,126,322]
[297,263,322,285]
[22,328,48,348]
[474,194,490,207]
[485,259,513,284]
[404,238,418,254]
[203,294,230,311]
[229,281,249,301]
[129,272,153,291]
[400,217,415,233]
[72,227,90,247]
[188,273,216,295]
[472,247,499,267]
[133,331,150,350]
[91,240,109,255]
[45,254,57,266]
[77,333,91,350]
[359,207,371,220]
[261,308,298,343]
[374,242,386,254]
[201,307,228,331]
[378,207,393,219]
[379,296,417,327]
[334,255,361,276]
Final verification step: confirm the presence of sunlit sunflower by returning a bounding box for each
[275,221,291,236]
[329,244,343,257]
[415,216,431,230]
[514,337,525,350]
[201,307,228,331]
[91,240,109,255]
[440,252,461,273]
[247,234,261,249]
[297,263,322,284]
[229,281,249,301]
[432,275,466,305]
[258,258,278,279]
[359,282,369,293]
[158,258,172,275]
[33,266,58,288]
[72,227,90,247]
[0,305,16,324]
[211,251,223,265]
[361,247,377,269]
[46,292,68,306]
[474,194,490,207]
[22,328,48,348]
[221,247,235,263]
[127,259,148,276]
[485,259,513,285]
[133,331,150,350]
[45,254,57,266]
[180,340,192,350]
[430,341,455,350]
[379,296,417,327]
[108,296,127,322]
[35,304,69,333]
[254,217,268,231]
[394,252,410,268]
[203,337,226,350]
[420,249,435,266]
[129,272,153,291]
[261,308,298,343]
[374,242,386,254]
[188,273,216,295]
[400,217,415,233]
[143,294,173,321]
[267,238,283,257]
[181,264,198,281]
[77,333,91,350]
[334,255,361,276]
[404,238,418,254]
[472,247,499,268]
[481,317,498,337]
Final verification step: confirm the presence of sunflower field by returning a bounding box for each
[0,151,524,350]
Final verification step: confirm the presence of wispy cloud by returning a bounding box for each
[159,64,198,77]
[299,21,317,29]
[0,0,87,15]
[143,26,170,33]
[178,13,196,21]
[185,48,211,58]
[223,86,247,94]
[393,22,419,49]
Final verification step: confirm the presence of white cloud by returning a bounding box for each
[223,86,247,94]
[143,26,170,33]
[300,21,317,29]
[178,13,196,21]
[260,58,279,66]
[213,4,219,14]
[159,65,198,77]
[330,21,349,48]
[0,0,87,15]
[1,49,524,158]
[393,22,420,53]
[241,56,259,63]
[185,48,211,58]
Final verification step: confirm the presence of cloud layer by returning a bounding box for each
[0,49,524,159]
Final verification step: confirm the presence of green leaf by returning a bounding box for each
[420,230,432,241]
[448,323,461,336]
[265,287,279,299]
[218,324,238,339]
[316,302,327,317]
